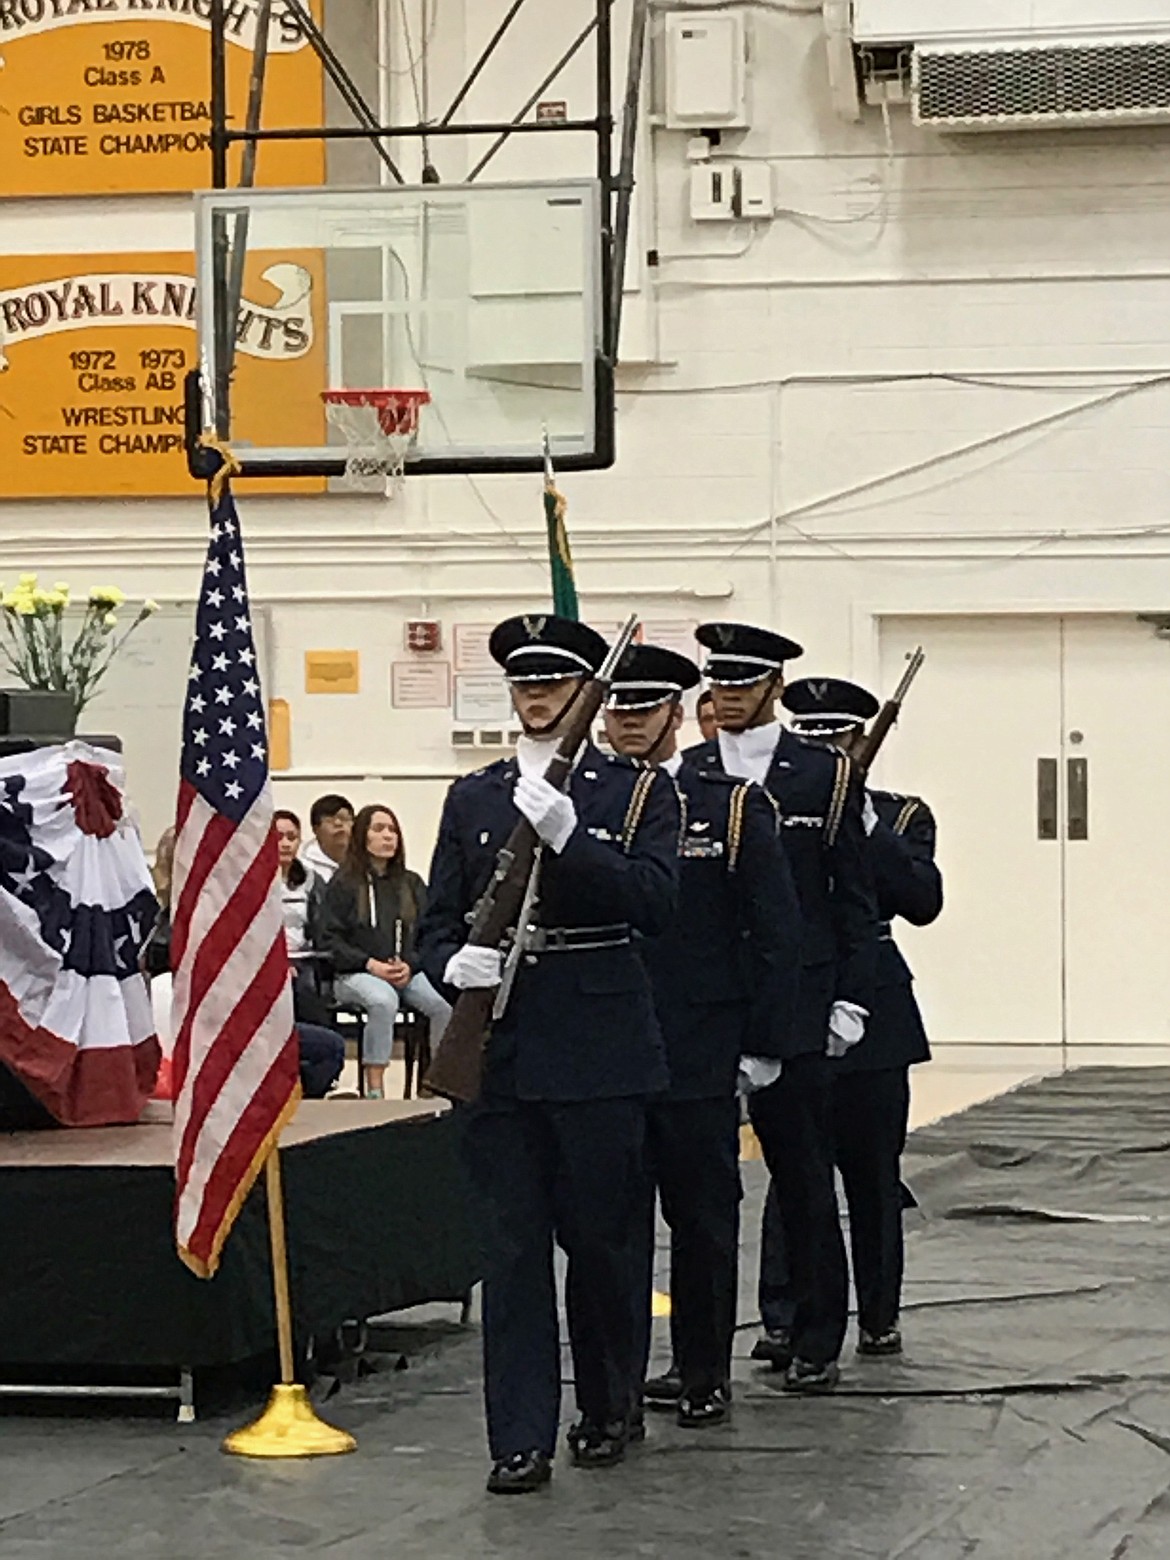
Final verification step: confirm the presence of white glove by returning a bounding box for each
[737,1056,783,1096]
[827,1000,868,1059]
[862,793,878,836]
[443,945,503,991]
[513,774,577,854]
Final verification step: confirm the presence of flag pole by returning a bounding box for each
[266,1149,297,1385]
[222,1145,357,1458]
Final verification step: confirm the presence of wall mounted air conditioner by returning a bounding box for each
[845,0,1170,131]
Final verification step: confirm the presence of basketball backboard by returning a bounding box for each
[188,178,610,482]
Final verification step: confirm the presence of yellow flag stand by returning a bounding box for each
[222,1150,357,1458]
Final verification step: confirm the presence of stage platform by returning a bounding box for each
[5,1065,1170,1558]
[0,1098,479,1401]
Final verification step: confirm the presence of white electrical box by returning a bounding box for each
[690,163,736,221]
[665,10,750,129]
[735,163,772,218]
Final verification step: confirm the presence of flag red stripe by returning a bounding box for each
[175,932,292,1190]
[170,828,281,1102]
[182,1043,301,1270]
[171,791,235,969]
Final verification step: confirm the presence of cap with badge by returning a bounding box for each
[607,644,700,710]
[695,621,804,687]
[783,676,879,737]
[489,614,608,683]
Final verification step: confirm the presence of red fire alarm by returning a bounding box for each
[406,619,442,654]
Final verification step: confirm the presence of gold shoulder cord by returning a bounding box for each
[728,783,749,873]
[825,754,850,847]
[621,768,658,853]
[893,799,920,837]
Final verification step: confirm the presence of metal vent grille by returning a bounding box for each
[914,40,1170,129]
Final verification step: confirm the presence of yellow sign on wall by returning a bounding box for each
[0,2,324,196]
[0,250,328,497]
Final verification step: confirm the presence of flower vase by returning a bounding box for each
[0,688,77,742]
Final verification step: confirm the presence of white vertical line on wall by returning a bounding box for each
[377,0,391,188]
[768,382,783,632]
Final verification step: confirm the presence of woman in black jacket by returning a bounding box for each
[317,804,452,1098]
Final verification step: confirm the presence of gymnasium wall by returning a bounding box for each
[4,0,1170,859]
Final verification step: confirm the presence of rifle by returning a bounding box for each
[850,646,925,780]
[423,614,641,1104]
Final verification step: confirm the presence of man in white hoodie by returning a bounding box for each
[301,793,354,882]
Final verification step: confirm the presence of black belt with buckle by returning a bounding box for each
[523,922,631,954]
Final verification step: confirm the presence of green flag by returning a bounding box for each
[543,450,579,622]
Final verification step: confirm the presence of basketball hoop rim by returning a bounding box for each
[321,387,431,438]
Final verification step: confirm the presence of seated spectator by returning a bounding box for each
[302,793,354,882]
[275,808,323,956]
[142,826,175,980]
[145,821,346,1100]
[318,804,452,1100]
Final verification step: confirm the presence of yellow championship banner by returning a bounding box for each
[0,250,328,497]
[0,1,324,196]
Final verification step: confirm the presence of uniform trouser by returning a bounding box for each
[460,1095,646,1460]
[748,1052,849,1368]
[833,1066,912,1337]
[633,1096,742,1400]
[758,1182,795,1335]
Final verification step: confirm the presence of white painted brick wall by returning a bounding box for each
[5,1,1170,846]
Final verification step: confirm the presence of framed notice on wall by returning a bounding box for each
[0,1,324,197]
[0,250,328,498]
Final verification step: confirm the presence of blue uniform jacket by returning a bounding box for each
[839,791,942,1073]
[417,744,679,1102]
[685,727,879,1051]
[640,765,803,1098]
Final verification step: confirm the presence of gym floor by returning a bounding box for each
[5,1054,1170,1559]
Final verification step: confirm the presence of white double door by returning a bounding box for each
[876,613,1170,1050]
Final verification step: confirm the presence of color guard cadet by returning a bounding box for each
[686,623,880,1392]
[784,676,943,1356]
[603,645,802,1427]
[417,614,680,1496]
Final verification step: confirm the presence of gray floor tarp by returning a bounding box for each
[5,1065,1170,1558]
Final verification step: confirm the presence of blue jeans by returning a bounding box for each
[333,969,452,1066]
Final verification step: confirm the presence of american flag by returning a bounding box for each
[171,486,300,1278]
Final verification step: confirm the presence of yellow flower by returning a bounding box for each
[18,572,37,588]
[144,599,160,614]
[53,581,71,601]
[14,597,36,616]
[89,586,125,608]
[43,590,68,611]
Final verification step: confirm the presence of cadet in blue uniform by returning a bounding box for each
[603,645,802,1427]
[686,623,880,1392]
[417,615,680,1496]
[784,676,943,1356]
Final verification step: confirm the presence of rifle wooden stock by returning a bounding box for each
[851,646,925,780]
[423,615,639,1104]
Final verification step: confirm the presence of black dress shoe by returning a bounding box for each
[784,1358,840,1394]
[643,1365,683,1407]
[750,1328,793,1370]
[858,1326,903,1357]
[676,1389,730,1428]
[486,1450,553,1495]
[567,1417,628,1468]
